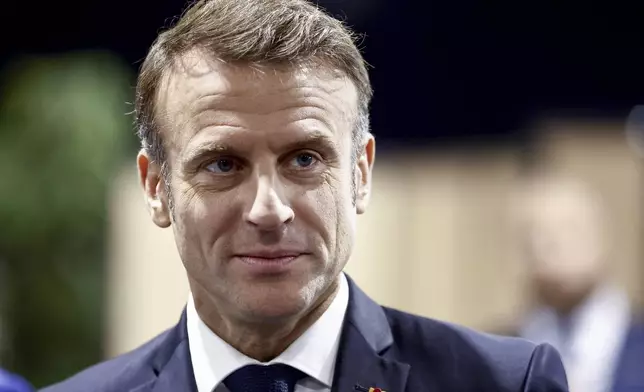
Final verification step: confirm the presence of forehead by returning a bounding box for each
[156,50,359,146]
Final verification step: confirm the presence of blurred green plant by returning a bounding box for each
[0,52,135,387]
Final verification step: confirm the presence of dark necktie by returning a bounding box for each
[224,364,306,392]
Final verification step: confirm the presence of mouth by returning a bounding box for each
[233,251,307,274]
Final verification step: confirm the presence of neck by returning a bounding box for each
[190,278,340,362]
[536,281,597,317]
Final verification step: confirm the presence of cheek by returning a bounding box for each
[171,184,238,266]
[293,173,356,261]
[298,168,353,218]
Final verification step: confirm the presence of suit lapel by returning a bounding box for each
[148,338,197,392]
[131,310,198,392]
[333,277,410,392]
[612,320,644,391]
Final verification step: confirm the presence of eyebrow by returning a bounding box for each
[180,130,340,169]
[180,141,237,171]
[278,131,340,155]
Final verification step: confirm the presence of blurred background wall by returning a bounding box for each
[1,0,644,389]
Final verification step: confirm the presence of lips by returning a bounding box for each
[232,251,306,274]
[235,250,302,259]
[236,255,298,265]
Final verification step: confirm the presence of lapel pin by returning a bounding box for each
[354,384,386,392]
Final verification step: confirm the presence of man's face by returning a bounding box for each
[518,181,606,301]
[138,51,375,323]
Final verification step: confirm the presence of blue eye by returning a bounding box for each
[292,153,316,168]
[205,158,236,173]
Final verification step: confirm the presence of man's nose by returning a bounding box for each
[244,176,294,231]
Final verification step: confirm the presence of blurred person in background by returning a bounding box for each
[42,0,568,391]
[0,369,32,392]
[511,174,644,392]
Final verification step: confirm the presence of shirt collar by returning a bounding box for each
[187,273,350,392]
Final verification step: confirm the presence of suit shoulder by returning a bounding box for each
[40,329,174,392]
[382,307,553,389]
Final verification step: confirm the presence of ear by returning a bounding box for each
[137,149,171,228]
[355,135,376,214]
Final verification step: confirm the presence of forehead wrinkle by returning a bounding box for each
[155,68,205,151]
[167,50,359,111]
[190,90,354,135]
[158,55,359,153]
[192,82,352,106]
[268,129,339,151]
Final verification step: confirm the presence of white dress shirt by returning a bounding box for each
[520,283,631,392]
[187,273,350,392]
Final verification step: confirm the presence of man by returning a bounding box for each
[510,174,644,392]
[42,0,568,391]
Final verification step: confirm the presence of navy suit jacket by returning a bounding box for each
[42,278,568,391]
[612,319,644,392]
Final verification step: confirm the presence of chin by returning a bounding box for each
[235,282,311,321]
[241,298,309,323]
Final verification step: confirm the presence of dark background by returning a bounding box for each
[3,0,643,148]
